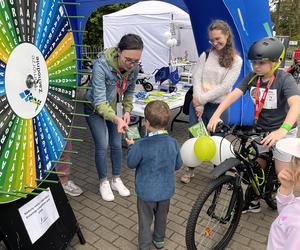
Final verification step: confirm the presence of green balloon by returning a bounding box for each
[194,135,216,161]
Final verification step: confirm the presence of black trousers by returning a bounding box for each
[137,198,170,250]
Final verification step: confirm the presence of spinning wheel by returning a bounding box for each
[0,0,77,203]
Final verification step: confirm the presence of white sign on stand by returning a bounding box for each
[18,189,59,244]
[289,41,298,46]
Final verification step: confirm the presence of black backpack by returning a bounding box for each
[183,50,210,115]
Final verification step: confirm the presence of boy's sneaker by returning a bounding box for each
[152,240,164,249]
[62,180,83,197]
[111,177,130,197]
[99,180,114,201]
[242,200,261,214]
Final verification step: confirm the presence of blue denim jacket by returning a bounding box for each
[86,48,139,121]
[127,134,182,201]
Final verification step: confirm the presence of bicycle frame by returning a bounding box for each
[231,134,275,200]
[211,127,275,200]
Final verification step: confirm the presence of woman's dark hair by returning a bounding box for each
[144,100,171,129]
[208,20,237,68]
[118,34,143,51]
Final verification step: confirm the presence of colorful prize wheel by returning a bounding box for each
[0,1,78,203]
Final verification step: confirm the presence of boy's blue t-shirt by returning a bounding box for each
[127,134,182,202]
[237,70,300,131]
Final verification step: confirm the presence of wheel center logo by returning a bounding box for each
[5,43,49,119]
[19,89,42,111]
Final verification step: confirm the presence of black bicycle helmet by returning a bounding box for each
[248,37,285,62]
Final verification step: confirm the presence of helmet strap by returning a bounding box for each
[270,48,285,73]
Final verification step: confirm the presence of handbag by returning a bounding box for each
[183,86,193,115]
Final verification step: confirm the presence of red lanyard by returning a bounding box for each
[254,75,275,122]
[117,75,128,100]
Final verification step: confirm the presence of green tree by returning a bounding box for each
[83,3,133,47]
[270,0,300,40]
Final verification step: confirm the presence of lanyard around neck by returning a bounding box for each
[116,75,128,101]
[254,75,275,122]
[148,130,168,137]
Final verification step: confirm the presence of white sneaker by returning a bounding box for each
[111,177,130,197]
[99,180,114,201]
[62,180,83,197]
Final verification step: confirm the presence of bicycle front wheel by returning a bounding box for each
[265,167,279,209]
[186,175,243,250]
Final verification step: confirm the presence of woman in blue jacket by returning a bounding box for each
[85,34,143,201]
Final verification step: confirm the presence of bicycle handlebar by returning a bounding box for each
[215,121,268,139]
[215,122,270,161]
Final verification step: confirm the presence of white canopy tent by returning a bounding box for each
[103,1,198,74]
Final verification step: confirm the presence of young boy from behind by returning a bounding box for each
[126,100,182,250]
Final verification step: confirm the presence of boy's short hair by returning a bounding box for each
[144,100,171,129]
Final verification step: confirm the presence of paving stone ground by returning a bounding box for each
[1,103,298,250]
[65,104,290,250]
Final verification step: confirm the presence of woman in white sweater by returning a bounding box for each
[181,19,243,184]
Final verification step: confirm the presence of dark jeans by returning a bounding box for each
[84,105,122,180]
[137,198,170,250]
[189,101,228,137]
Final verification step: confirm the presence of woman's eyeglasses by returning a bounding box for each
[121,54,140,65]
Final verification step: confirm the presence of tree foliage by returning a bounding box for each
[270,0,300,40]
[84,1,300,44]
[83,3,133,46]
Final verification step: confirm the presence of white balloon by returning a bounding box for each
[210,136,235,165]
[163,31,172,40]
[171,38,177,47]
[166,39,174,47]
[180,138,202,168]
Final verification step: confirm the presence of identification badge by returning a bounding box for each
[250,87,277,109]
[117,102,123,117]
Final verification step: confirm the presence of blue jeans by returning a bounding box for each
[189,102,228,137]
[84,105,122,180]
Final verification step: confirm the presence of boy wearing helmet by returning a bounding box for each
[207,37,300,212]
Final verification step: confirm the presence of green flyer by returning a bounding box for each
[188,119,209,137]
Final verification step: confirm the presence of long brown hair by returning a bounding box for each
[208,20,237,68]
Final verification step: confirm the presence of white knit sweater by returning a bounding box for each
[192,49,243,104]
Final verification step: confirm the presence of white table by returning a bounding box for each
[131,88,188,131]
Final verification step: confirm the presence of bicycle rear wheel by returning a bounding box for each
[186,175,243,250]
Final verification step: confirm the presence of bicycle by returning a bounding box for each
[136,63,154,92]
[185,123,280,250]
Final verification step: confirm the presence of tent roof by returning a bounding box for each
[104,1,189,21]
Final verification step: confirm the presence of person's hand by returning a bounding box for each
[113,116,128,134]
[125,138,135,145]
[261,128,288,147]
[195,106,204,119]
[278,167,295,195]
[207,115,222,132]
[192,97,200,107]
[123,112,131,125]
